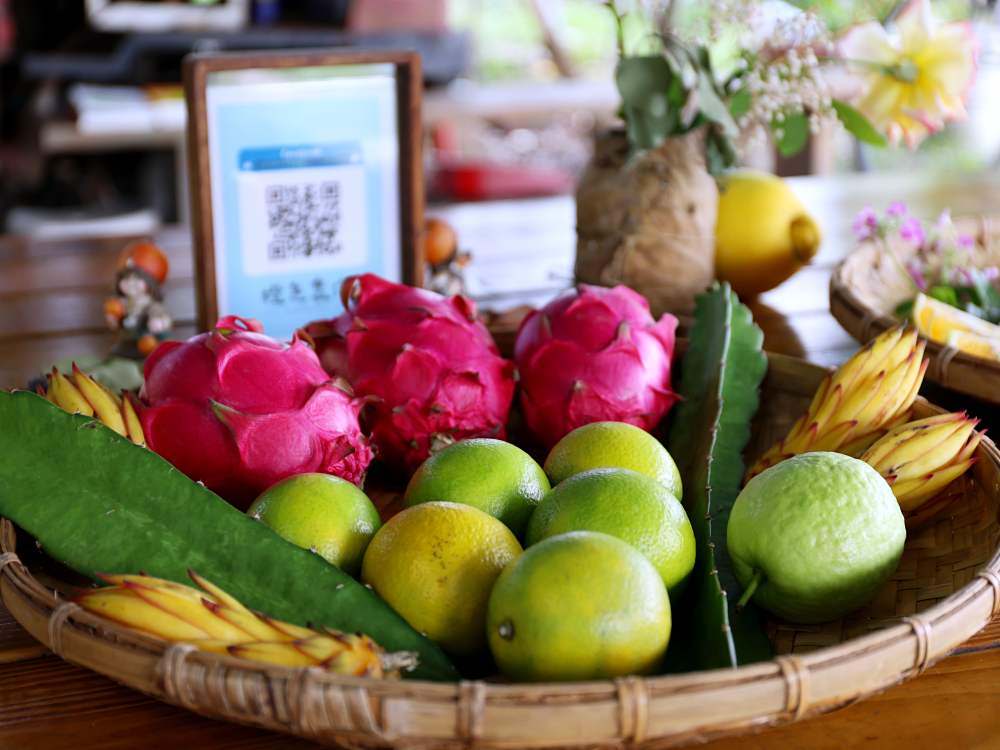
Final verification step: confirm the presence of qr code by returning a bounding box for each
[237,160,366,276]
[265,181,342,260]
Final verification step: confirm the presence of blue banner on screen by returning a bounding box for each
[205,64,401,339]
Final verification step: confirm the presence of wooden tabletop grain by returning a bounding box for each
[3,170,1000,748]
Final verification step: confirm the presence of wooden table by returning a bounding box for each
[3,170,1000,748]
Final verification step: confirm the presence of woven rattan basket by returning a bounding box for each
[830,215,1000,405]
[2,352,1000,749]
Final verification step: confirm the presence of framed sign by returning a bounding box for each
[184,49,423,338]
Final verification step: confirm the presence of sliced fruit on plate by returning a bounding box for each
[946,330,1000,361]
[912,292,1000,343]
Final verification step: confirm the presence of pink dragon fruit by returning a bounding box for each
[140,316,373,508]
[514,284,678,448]
[302,274,516,472]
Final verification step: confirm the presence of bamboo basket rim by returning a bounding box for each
[3,352,1000,748]
[830,232,1000,405]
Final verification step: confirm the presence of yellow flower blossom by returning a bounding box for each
[839,0,977,147]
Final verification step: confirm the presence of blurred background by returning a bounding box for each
[1,1,994,227]
[0,0,995,327]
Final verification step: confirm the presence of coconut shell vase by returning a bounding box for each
[575,128,718,317]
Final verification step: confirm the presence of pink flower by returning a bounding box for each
[906,259,929,291]
[953,267,974,286]
[852,207,880,241]
[957,234,976,249]
[899,216,925,246]
[887,201,908,218]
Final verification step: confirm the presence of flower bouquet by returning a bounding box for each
[576,0,978,314]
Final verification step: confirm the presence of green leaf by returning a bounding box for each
[622,105,663,151]
[616,56,674,109]
[705,128,737,177]
[928,284,959,307]
[616,56,683,151]
[894,298,915,319]
[676,43,738,138]
[623,104,681,152]
[0,391,457,681]
[697,73,739,137]
[775,112,809,156]
[605,0,627,58]
[832,99,887,147]
[729,88,751,118]
[666,283,772,670]
[968,268,1000,304]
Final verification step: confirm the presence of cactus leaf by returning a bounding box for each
[666,283,771,671]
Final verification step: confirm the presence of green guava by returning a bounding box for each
[727,451,906,624]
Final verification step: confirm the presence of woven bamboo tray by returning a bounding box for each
[830,215,1000,405]
[2,352,1000,749]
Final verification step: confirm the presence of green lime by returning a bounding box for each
[526,468,695,594]
[248,473,381,575]
[543,421,682,498]
[403,438,549,536]
[728,452,906,624]
[487,531,671,682]
[362,501,522,655]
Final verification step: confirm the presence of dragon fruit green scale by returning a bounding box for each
[302,274,516,472]
[514,284,678,449]
[140,316,373,508]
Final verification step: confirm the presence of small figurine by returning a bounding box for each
[422,217,472,298]
[104,239,173,359]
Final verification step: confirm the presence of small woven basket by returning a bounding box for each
[2,352,1000,749]
[830,215,1000,405]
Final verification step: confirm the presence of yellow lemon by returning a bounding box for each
[247,473,381,576]
[543,421,682,498]
[715,170,821,298]
[947,330,1000,361]
[912,293,1000,358]
[487,531,671,682]
[361,501,522,656]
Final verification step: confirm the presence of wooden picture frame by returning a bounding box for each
[184,49,423,335]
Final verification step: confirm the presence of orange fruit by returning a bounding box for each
[137,334,160,355]
[543,421,683,498]
[361,502,522,655]
[403,438,549,536]
[487,531,671,681]
[104,297,125,319]
[248,473,381,575]
[526,468,695,594]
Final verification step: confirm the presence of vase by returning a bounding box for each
[574,128,718,316]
